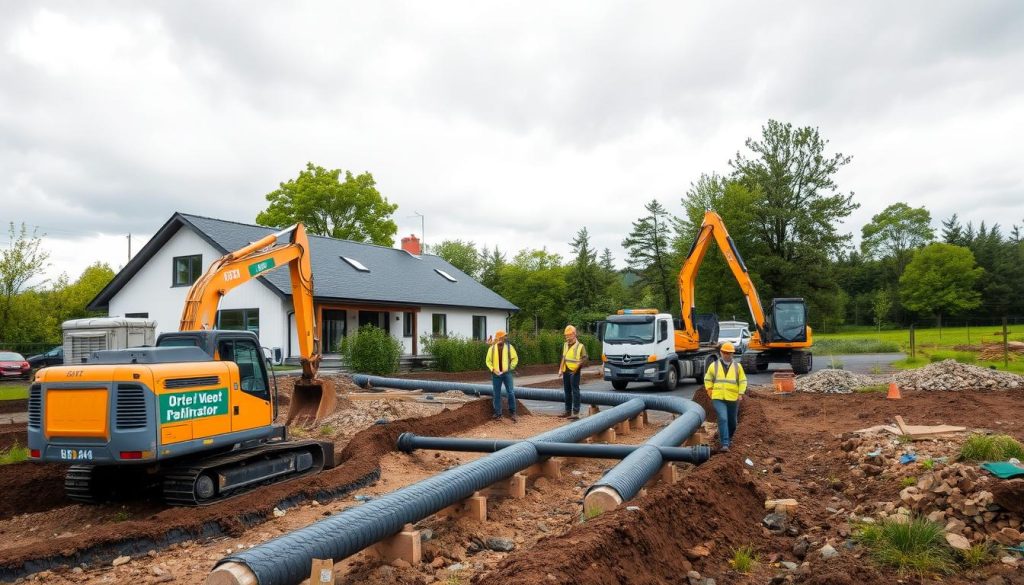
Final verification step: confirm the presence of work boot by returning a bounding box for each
[510,413,518,423]
[492,414,502,421]
[720,445,730,453]
[570,412,580,420]
[559,412,571,418]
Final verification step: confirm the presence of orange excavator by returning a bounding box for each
[678,210,814,374]
[28,223,338,505]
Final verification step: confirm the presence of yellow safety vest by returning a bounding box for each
[486,343,518,372]
[703,359,748,401]
[561,342,587,373]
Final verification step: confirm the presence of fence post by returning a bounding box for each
[966,319,970,344]
[909,323,916,360]
[1003,316,1009,370]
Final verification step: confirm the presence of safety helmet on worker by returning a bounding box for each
[564,325,577,336]
[720,342,736,354]
[494,329,507,341]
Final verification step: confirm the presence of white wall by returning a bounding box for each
[418,307,510,348]
[108,228,288,348]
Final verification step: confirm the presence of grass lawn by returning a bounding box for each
[819,325,1024,373]
[0,383,29,401]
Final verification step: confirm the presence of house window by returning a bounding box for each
[434,268,457,282]
[173,255,203,287]
[341,256,370,272]
[125,312,149,318]
[432,314,447,337]
[403,312,414,337]
[217,308,260,337]
[472,316,487,341]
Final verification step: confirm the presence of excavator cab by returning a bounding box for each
[765,299,809,343]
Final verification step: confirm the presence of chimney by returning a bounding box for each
[401,234,421,255]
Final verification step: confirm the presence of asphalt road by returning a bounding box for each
[519,352,905,416]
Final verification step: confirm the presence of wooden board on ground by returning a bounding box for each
[853,417,967,441]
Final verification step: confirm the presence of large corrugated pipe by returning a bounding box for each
[209,400,643,585]
[353,376,707,519]
[396,433,712,464]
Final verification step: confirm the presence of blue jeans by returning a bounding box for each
[562,370,581,414]
[712,399,739,447]
[491,372,515,416]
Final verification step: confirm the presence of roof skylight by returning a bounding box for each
[434,268,457,282]
[341,256,370,272]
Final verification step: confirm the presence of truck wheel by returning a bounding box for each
[659,364,678,391]
[611,380,629,391]
[791,351,813,374]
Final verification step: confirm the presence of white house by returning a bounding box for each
[88,213,518,360]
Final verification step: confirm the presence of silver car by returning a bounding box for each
[717,321,751,353]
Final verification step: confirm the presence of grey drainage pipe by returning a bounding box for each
[209,399,645,585]
[353,376,707,520]
[396,432,712,464]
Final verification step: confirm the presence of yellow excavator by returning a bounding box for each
[27,223,338,505]
[679,210,813,374]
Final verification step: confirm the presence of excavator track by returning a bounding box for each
[161,439,335,506]
[65,465,103,504]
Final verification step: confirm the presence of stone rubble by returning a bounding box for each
[794,359,1024,393]
[794,369,879,394]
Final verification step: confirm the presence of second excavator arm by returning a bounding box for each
[677,210,769,348]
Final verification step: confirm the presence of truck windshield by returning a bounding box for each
[720,328,741,338]
[603,322,654,344]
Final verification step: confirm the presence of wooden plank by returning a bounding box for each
[894,416,910,436]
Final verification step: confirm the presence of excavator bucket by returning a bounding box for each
[286,378,337,425]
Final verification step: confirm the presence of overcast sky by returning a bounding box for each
[2,1,1022,285]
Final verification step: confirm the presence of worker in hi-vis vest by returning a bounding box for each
[485,329,519,422]
[558,325,588,419]
[703,342,747,452]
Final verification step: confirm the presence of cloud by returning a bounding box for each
[1,1,1022,284]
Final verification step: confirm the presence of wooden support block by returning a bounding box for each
[643,411,649,425]
[588,404,601,416]
[437,492,488,522]
[310,559,334,584]
[630,413,645,431]
[764,498,798,516]
[615,420,631,436]
[683,430,707,447]
[658,463,679,484]
[541,457,563,480]
[595,428,616,444]
[485,473,527,499]
[371,523,421,565]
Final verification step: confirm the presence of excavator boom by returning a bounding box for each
[179,223,334,423]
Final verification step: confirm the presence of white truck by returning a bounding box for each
[599,309,720,391]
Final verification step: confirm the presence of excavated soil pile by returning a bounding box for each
[0,422,26,451]
[0,460,67,520]
[795,369,880,394]
[0,398,509,578]
[893,359,1024,391]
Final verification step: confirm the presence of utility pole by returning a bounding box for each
[412,211,425,252]
[127,233,132,262]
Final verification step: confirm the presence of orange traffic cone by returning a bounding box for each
[887,382,902,400]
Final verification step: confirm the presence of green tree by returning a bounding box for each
[0,223,51,342]
[496,249,567,331]
[941,214,968,247]
[860,203,934,270]
[47,262,115,331]
[566,227,601,315]
[622,199,677,313]
[478,246,506,290]
[431,240,480,278]
[872,289,893,330]
[899,243,982,328]
[256,162,398,245]
[730,120,858,260]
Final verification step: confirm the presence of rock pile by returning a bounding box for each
[897,464,1024,547]
[891,360,1023,391]
[794,369,879,394]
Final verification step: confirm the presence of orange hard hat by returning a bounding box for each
[494,329,507,340]
[564,325,577,335]
[720,342,736,353]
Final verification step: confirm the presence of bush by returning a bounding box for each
[0,443,28,465]
[340,325,402,375]
[815,338,901,354]
[730,545,757,573]
[959,434,1024,462]
[422,335,490,372]
[855,516,955,575]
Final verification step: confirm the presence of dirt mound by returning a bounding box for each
[0,423,26,451]
[0,399,499,578]
[795,369,880,393]
[0,461,69,520]
[892,359,1024,391]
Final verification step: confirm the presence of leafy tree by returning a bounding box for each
[941,214,968,247]
[566,227,601,315]
[900,243,982,328]
[730,120,858,261]
[46,262,115,330]
[0,223,50,342]
[432,240,480,278]
[860,203,934,270]
[478,246,506,290]
[256,162,398,246]
[872,289,893,330]
[622,199,677,313]
[495,249,567,331]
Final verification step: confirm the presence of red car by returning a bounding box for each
[0,351,31,379]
